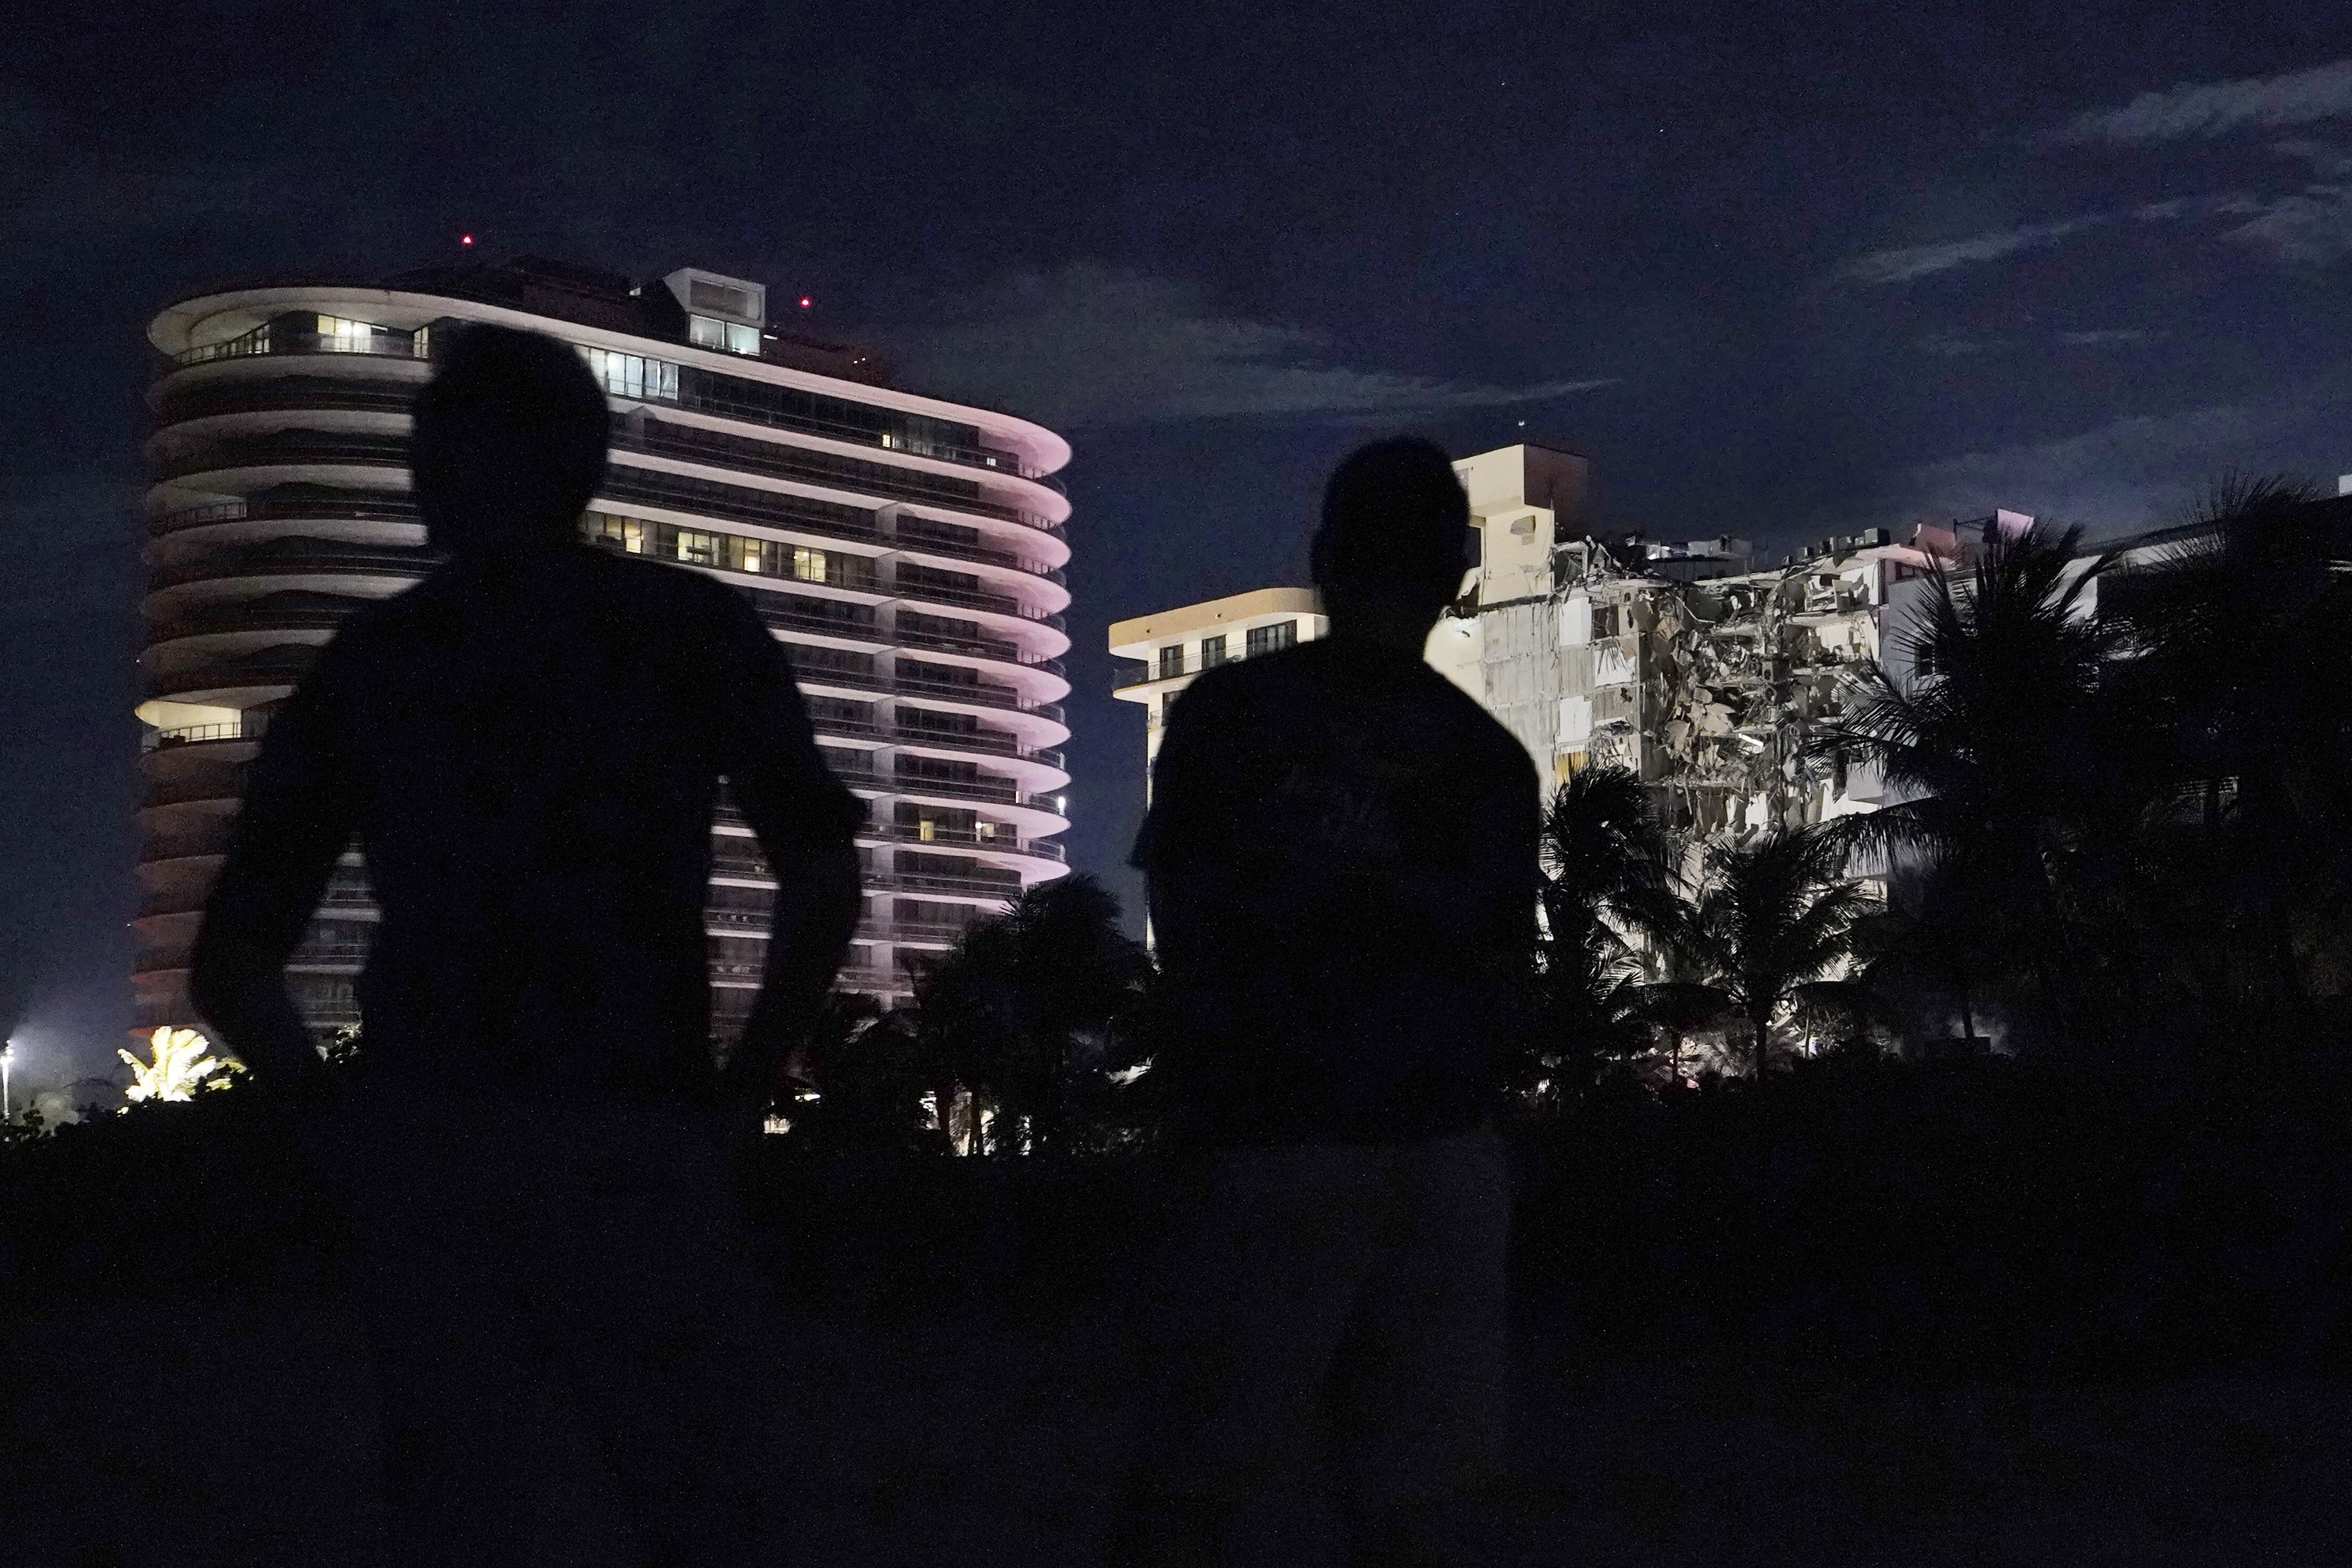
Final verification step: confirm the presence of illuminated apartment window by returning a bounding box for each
[1244,621,1296,657]
[1158,645,1185,680]
[791,546,828,584]
[731,535,768,574]
[690,315,762,356]
[1201,634,1227,668]
[674,529,717,566]
[580,347,679,402]
[585,514,646,553]
[316,315,386,352]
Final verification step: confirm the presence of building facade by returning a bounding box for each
[139,256,1072,1045]
[1110,443,1997,844]
[1107,587,1328,795]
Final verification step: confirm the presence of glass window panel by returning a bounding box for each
[690,315,726,349]
[793,547,827,584]
[676,530,716,564]
[727,322,760,355]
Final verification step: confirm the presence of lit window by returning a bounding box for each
[579,347,679,402]
[792,546,828,584]
[412,325,431,359]
[1245,621,1296,658]
[675,530,717,565]
[733,536,767,574]
[690,314,761,356]
[585,514,645,553]
[316,315,384,352]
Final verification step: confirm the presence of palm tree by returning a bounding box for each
[916,874,1153,1154]
[2098,474,2352,1012]
[1521,766,1688,1102]
[1664,826,1880,1078]
[1811,518,2116,1039]
[787,993,943,1152]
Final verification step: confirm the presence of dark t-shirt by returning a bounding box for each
[1132,636,1541,1144]
[204,543,861,1096]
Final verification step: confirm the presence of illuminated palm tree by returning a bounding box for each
[1662,827,1880,1078]
[1812,519,2116,1038]
[1520,766,1688,1102]
[119,1027,244,1103]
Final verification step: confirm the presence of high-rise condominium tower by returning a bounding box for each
[138,256,1073,1045]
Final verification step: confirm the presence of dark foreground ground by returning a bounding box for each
[9,1278,2350,1566]
[7,1062,2350,1566]
[4,1128,2352,1568]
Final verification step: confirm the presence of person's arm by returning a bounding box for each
[188,651,361,1097]
[1133,681,1241,981]
[712,597,864,1127]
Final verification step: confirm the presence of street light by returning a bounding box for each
[2,1040,15,1122]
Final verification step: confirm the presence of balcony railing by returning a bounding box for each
[597,470,1062,580]
[886,575,1063,626]
[873,824,1065,860]
[147,721,254,748]
[169,327,430,369]
[151,538,441,589]
[154,430,410,482]
[1114,637,1317,688]
[612,419,1057,532]
[661,383,1051,485]
[156,379,420,423]
[894,626,1063,673]
[147,655,314,699]
[150,493,421,538]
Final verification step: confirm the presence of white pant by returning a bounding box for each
[1130,1129,1511,1564]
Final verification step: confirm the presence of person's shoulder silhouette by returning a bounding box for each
[192,322,861,1096]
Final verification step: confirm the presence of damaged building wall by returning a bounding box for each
[1434,482,1950,843]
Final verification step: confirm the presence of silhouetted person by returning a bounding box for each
[1121,437,1540,1566]
[190,324,862,1567]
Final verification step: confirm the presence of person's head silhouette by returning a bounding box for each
[1310,436,1470,650]
[410,323,609,556]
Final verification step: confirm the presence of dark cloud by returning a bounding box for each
[2055,58,2352,146]
[880,265,1613,428]
[1880,390,2352,533]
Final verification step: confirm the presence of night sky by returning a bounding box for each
[6,3,2351,1089]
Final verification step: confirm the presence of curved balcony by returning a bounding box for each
[806,711,1064,771]
[149,537,441,592]
[145,648,317,702]
[154,376,420,425]
[667,385,1060,490]
[153,428,409,484]
[610,416,1058,534]
[150,492,419,539]
[599,468,1063,581]
[168,324,430,370]
[146,592,376,647]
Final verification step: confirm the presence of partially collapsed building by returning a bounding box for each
[1115,442,2028,845]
